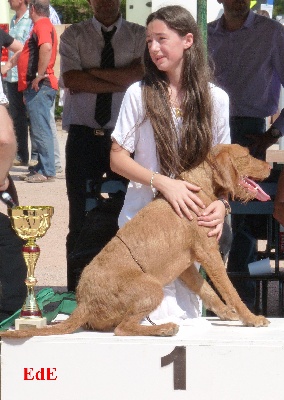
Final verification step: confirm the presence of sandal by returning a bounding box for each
[19,172,36,181]
[25,172,55,183]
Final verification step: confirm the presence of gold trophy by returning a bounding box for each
[8,206,54,330]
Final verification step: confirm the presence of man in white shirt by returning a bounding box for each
[60,0,145,291]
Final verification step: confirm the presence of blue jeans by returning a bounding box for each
[6,82,29,164]
[31,99,62,168]
[227,117,266,310]
[24,85,56,177]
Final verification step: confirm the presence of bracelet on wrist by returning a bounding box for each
[218,197,231,216]
[150,172,159,198]
[36,72,48,79]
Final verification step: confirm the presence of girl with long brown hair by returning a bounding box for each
[111,6,230,322]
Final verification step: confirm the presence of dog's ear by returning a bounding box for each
[209,146,240,198]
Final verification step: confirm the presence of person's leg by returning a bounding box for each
[65,127,89,256]
[50,99,62,172]
[274,169,284,226]
[24,85,56,177]
[65,126,126,291]
[66,126,98,290]
[6,82,29,165]
[227,117,267,309]
[219,216,232,262]
[226,216,257,310]
[0,213,26,321]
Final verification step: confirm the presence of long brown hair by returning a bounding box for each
[143,6,213,177]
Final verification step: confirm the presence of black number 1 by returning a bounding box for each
[161,346,186,390]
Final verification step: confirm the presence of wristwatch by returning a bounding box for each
[36,72,48,78]
[270,127,281,139]
[218,198,231,216]
[0,94,9,107]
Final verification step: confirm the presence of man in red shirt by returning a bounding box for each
[18,0,58,182]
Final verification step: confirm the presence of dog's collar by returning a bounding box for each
[115,233,156,326]
[115,233,146,273]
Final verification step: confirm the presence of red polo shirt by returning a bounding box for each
[18,17,58,91]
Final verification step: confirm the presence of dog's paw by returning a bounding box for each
[217,306,239,321]
[243,315,270,327]
[158,322,179,336]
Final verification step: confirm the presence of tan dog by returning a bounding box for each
[2,144,271,339]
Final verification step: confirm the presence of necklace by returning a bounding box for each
[173,107,183,118]
[168,87,183,118]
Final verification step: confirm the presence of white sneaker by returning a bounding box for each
[0,94,9,107]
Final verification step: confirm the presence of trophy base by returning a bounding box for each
[15,317,47,331]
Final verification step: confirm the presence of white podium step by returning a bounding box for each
[1,317,284,400]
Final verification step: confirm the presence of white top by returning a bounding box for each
[112,81,230,227]
[112,81,230,324]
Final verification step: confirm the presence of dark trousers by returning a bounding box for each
[65,125,127,291]
[6,82,29,164]
[0,213,26,322]
[227,117,266,309]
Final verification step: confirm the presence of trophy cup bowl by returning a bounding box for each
[8,206,54,330]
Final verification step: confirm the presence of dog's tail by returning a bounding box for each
[0,306,88,339]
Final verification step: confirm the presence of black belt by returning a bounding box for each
[70,125,113,136]
[230,116,265,121]
[93,128,113,136]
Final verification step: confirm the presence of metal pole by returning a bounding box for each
[197,0,207,45]
[197,0,208,317]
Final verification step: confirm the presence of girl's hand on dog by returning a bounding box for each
[110,143,205,220]
[197,200,226,239]
[154,174,205,220]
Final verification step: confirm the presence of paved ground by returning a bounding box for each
[1,121,283,317]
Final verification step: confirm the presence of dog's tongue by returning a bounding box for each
[239,177,271,201]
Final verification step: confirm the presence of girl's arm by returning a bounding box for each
[111,141,226,238]
[110,140,206,220]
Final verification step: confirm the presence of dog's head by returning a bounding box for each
[209,144,271,202]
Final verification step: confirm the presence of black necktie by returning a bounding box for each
[95,27,117,127]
